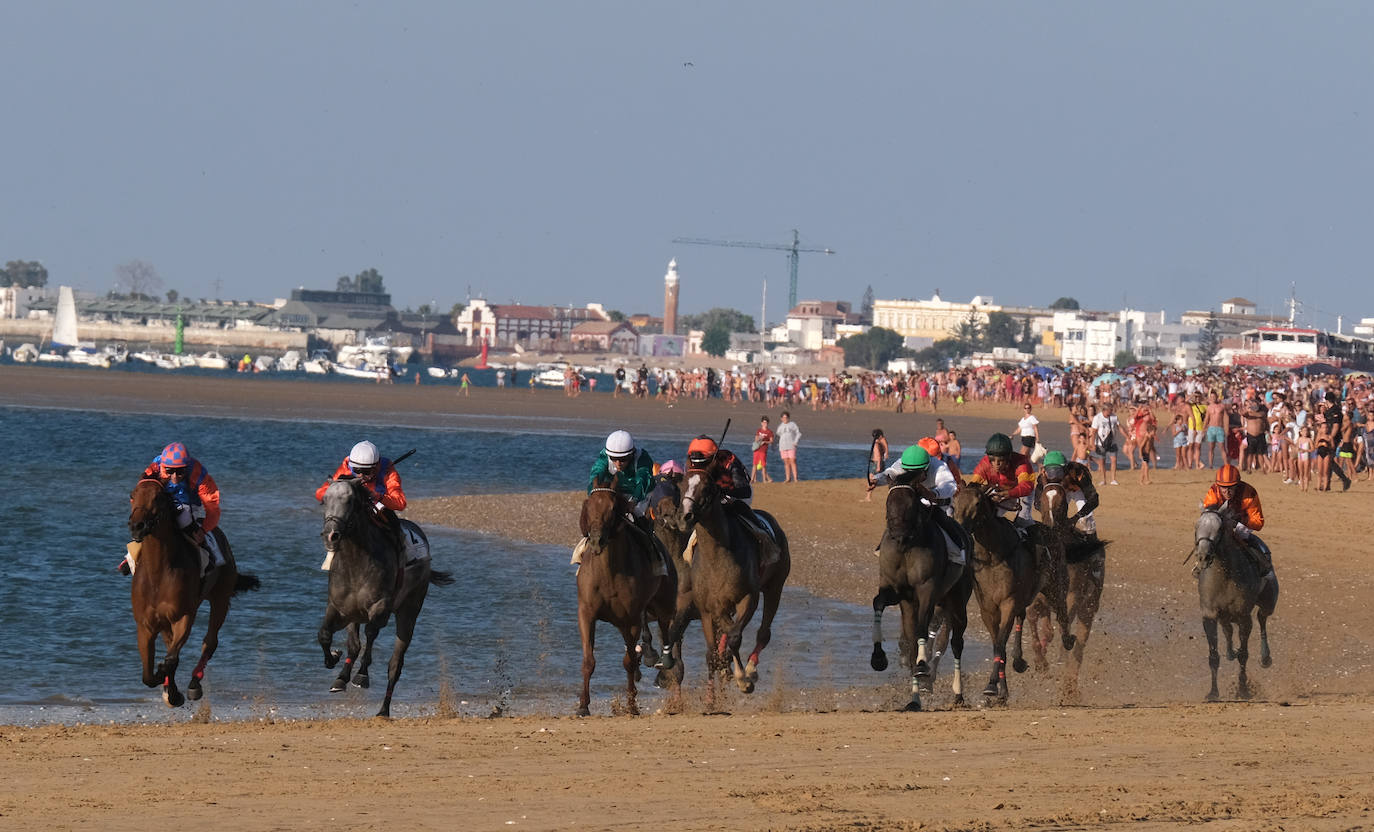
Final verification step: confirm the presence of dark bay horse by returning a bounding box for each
[1192,507,1278,701]
[870,482,972,711]
[1018,482,1109,702]
[318,478,454,718]
[645,474,693,687]
[576,474,679,716]
[670,460,790,708]
[128,478,259,707]
[952,483,1059,704]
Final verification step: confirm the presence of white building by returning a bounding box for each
[0,286,49,319]
[784,300,855,350]
[1053,309,1202,368]
[873,291,1056,342]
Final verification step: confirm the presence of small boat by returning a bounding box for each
[426,366,449,379]
[195,351,231,370]
[66,346,112,368]
[253,355,276,373]
[131,350,161,364]
[11,343,39,363]
[303,349,333,374]
[276,350,302,372]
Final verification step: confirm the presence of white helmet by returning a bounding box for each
[349,440,379,467]
[605,430,635,459]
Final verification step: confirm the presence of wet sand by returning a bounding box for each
[3,364,1373,830]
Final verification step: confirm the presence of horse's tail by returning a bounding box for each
[233,572,262,595]
[429,569,456,587]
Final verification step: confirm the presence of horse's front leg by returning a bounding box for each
[1010,609,1030,674]
[726,592,760,693]
[187,597,230,702]
[900,600,922,711]
[1234,615,1254,700]
[159,613,197,708]
[330,624,362,692]
[318,605,346,668]
[1222,620,1237,661]
[1257,608,1273,669]
[137,620,160,688]
[744,580,783,684]
[576,605,596,717]
[870,586,899,671]
[1059,558,1104,705]
[913,584,938,694]
[985,598,1017,703]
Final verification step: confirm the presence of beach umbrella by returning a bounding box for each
[1027,366,1054,378]
[1091,372,1123,387]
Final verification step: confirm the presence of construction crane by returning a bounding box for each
[672,229,835,311]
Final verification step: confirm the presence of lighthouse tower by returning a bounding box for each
[663,259,680,336]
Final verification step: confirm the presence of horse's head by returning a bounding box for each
[680,461,720,528]
[128,478,170,541]
[581,473,627,554]
[1192,507,1229,571]
[646,476,684,535]
[952,482,994,528]
[321,477,369,553]
[884,476,933,542]
[1037,481,1070,528]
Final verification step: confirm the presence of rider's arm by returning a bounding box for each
[871,461,904,488]
[378,467,407,512]
[728,457,753,500]
[1075,477,1100,518]
[1241,487,1264,531]
[1201,483,1223,511]
[927,461,957,502]
[315,459,350,502]
[197,471,221,532]
[1003,460,1037,499]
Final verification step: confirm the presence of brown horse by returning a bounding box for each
[576,474,679,716]
[1019,481,1108,703]
[670,459,790,709]
[127,478,259,707]
[870,482,973,711]
[645,474,692,687]
[952,483,1063,704]
[1192,507,1278,701]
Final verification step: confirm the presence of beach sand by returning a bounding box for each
[3,364,1372,830]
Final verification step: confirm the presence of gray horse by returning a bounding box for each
[318,478,454,717]
[1192,507,1278,701]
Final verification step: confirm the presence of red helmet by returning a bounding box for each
[918,437,942,458]
[687,435,718,466]
[1216,464,1241,487]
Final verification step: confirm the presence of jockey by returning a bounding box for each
[1202,464,1274,584]
[684,434,780,566]
[120,441,224,576]
[868,444,971,564]
[572,430,666,574]
[1038,450,1100,537]
[965,432,1037,530]
[587,429,655,512]
[315,440,416,571]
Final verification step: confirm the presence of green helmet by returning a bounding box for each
[1043,450,1067,467]
[900,445,931,471]
[985,433,1013,456]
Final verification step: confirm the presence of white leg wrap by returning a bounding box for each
[952,659,962,696]
[872,609,883,644]
[917,638,928,664]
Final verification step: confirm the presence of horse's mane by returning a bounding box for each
[885,482,935,547]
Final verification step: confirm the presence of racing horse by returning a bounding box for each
[127,478,260,708]
[318,477,453,717]
[670,457,790,709]
[870,480,973,711]
[1017,480,1108,703]
[952,483,1068,704]
[644,474,693,688]
[576,473,679,715]
[1191,506,1278,701]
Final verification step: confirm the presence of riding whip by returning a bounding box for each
[718,418,731,447]
[392,448,417,466]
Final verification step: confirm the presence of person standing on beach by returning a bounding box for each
[459,372,471,396]
[776,410,801,482]
[864,428,889,501]
[751,416,775,483]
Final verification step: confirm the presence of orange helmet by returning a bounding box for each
[918,437,942,457]
[1216,464,1241,487]
[687,435,718,466]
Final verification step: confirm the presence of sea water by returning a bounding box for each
[0,404,896,724]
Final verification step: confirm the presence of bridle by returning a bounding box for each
[128,477,167,542]
[321,478,368,550]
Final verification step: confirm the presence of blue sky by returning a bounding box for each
[3,3,1371,327]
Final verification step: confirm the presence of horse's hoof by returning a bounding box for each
[164,689,185,708]
[1033,659,1049,673]
[903,699,922,712]
[1226,649,1236,662]
[1012,657,1029,674]
[324,650,342,669]
[626,704,640,716]
[739,680,755,694]
[951,695,967,709]
[186,684,203,702]
[353,675,370,689]
[655,654,676,671]
[653,670,669,689]
[1061,634,1077,651]
[1204,690,1220,703]
[1237,684,1252,701]
[330,679,347,693]
[745,661,759,684]
[982,683,999,698]
[870,647,889,672]
[1261,655,1273,669]
[375,707,391,719]
[575,705,590,717]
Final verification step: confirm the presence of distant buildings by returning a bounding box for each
[455,299,609,348]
